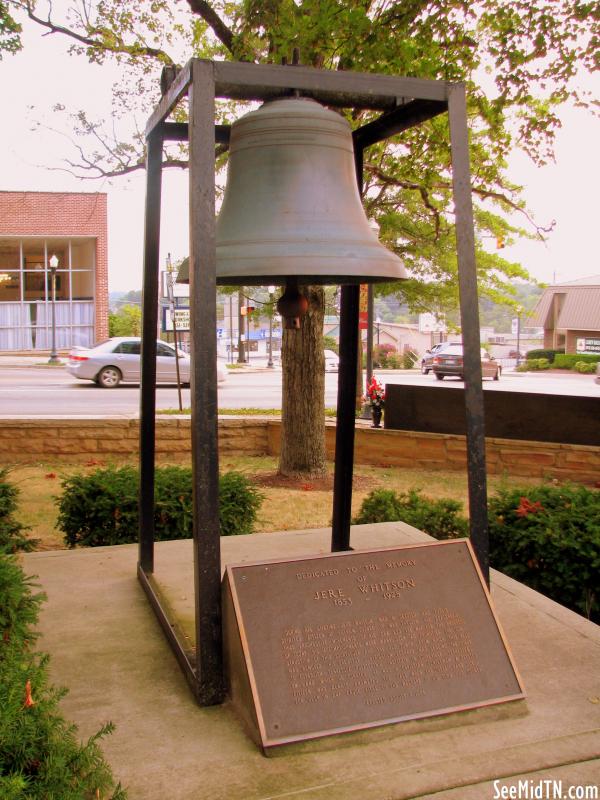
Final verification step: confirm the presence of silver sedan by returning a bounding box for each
[66,337,227,388]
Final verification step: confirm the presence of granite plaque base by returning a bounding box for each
[222,540,525,751]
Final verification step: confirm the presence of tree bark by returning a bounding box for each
[279,285,327,478]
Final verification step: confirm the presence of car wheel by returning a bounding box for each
[97,366,122,388]
[494,366,501,381]
[421,363,428,374]
[435,373,444,381]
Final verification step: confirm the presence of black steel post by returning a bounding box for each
[138,128,163,574]
[331,283,360,551]
[447,83,490,584]
[331,144,364,551]
[188,59,224,705]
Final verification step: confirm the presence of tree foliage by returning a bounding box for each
[0,1,20,57]
[108,303,141,337]
[9,0,598,309]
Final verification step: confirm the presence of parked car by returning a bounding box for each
[67,337,227,388]
[324,349,339,372]
[420,342,462,374]
[432,346,501,381]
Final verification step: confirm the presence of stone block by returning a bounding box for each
[498,450,557,466]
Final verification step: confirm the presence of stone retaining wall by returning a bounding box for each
[268,421,600,484]
[0,416,598,484]
[0,417,268,461]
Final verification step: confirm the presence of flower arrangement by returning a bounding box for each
[364,376,385,408]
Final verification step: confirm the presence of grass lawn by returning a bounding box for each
[7,456,544,552]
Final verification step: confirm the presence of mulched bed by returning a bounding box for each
[252,471,380,492]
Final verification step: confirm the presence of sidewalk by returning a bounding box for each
[22,522,600,800]
[0,354,67,367]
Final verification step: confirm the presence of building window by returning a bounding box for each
[0,237,96,351]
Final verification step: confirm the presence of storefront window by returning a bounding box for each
[71,269,94,300]
[0,239,19,269]
[23,271,47,301]
[22,239,45,271]
[0,236,96,350]
[0,271,20,302]
[71,240,94,269]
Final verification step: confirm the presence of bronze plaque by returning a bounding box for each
[223,540,524,750]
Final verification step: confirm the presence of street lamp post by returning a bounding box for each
[267,285,276,368]
[516,305,523,367]
[48,254,60,364]
[166,253,183,411]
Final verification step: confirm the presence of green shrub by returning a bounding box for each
[488,484,600,622]
[401,350,418,369]
[56,465,264,548]
[385,353,402,369]
[0,551,126,798]
[0,468,38,553]
[526,348,563,363]
[574,360,598,374]
[372,344,396,368]
[353,489,469,540]
[554,353,600,369]
[218,471,264,536]
[322,335,338,354]
[524,357,551,371]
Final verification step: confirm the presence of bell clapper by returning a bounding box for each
[276,278,309,330]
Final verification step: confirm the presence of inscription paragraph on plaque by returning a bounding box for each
[222,540,524,749]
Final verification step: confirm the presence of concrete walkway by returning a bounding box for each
[22,523,600,799]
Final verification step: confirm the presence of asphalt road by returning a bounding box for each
[0,365,597,415]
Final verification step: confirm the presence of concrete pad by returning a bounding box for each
[22,523,600,799]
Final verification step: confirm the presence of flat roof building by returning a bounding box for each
[0,191,108,351]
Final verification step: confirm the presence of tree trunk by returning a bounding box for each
[278,285,327,478]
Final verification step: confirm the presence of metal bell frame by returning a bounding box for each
[138,59,489,706]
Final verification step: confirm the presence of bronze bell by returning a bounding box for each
[215,97,406,287]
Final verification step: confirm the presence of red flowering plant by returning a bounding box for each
[364,376,385,409]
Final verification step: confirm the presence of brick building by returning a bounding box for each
[0,191,108,351]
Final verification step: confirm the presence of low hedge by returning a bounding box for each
[518,357,550,371]
[353,483,600,622]
[0,467,38,553]
[352,489,469,539]
[553,353,600,369]
[488,484,599,622]
[0,550,126,798]
[56,465,264,548]
[525,348,563,363]
[574,361,598,374]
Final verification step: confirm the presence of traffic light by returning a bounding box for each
[496,236,505,249]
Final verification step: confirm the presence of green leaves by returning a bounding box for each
[489,483,600,621]
[353,488,469,540]
[0,468,38,554]
[0,551,126,798]
[56,464,264,547]
[0,0,21,58]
